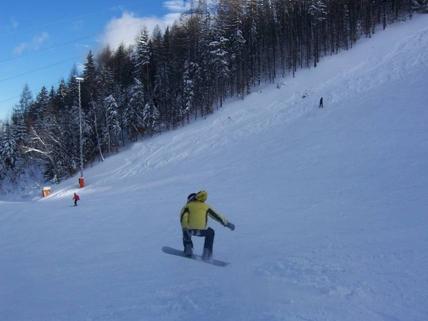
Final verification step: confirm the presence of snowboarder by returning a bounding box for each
[73,192,80,206]
[180,191,235,260]
[319,97,324,108]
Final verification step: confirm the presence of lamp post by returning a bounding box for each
[75,76,85,188]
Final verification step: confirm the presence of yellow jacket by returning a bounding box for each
[180,191,228,230]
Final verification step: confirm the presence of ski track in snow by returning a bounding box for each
[1,15,428,321]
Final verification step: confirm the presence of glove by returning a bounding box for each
[226,222,235,231]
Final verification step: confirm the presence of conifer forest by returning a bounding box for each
[1,0,424,185]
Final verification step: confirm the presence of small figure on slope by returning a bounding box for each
[319,96,324,108]
[73,192,80,206]
[180,191,235,260]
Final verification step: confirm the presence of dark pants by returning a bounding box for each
[74,200,78,206]
[182,228,215,251]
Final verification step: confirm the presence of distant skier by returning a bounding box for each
[319,97,324,108]
[73,192,80,206]
[180,191,235,260]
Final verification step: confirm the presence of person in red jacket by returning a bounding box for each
[73,193,80,206]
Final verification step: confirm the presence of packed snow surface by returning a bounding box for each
[1,15,428,321]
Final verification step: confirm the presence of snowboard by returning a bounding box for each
[162,246,229,267]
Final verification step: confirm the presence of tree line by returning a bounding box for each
[0,0,416,186]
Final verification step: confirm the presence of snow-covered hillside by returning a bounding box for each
[1,15,428,321]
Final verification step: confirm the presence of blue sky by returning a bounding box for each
[0,0,190,120]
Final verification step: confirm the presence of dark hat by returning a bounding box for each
[187,193,196,202]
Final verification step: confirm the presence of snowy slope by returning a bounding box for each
[1,15,428,321]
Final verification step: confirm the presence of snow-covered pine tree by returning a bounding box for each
[52,79,79,173]
[208,34,230,108]
[152,26,172,130]
[94,65,115,159]
[412,0,428,12]
[133,28,152,93]
[197,6,217,115]
[181,60,201,123]
[125,78,145,140]
[82,51,102,162]
[11,84,32,147]
[223,0,246,97]
[40,111,68,181]
[63,74,82,172]
[103,95,121,154]
[0,122,18,172]
[82,51,98,110]
[29,86,49,129]
[142,101,160,136]
[209,1,231,108]
[112,44,134,89]
[308,0,327,67]
[166,23,188,127]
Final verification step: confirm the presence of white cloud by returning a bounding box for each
[13,32,49,55]
[100,1,191,50]
[33,32,49,49]
[100,12,153,50]
[13,43,28,55]
[163,0,190,12]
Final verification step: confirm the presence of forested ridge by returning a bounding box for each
[0,0,424,186]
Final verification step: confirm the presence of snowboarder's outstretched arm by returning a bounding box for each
[207,208,235,230]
